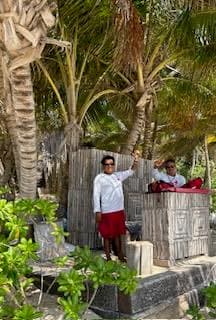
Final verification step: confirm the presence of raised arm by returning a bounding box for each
[131,150,140,171]
[152,159,165,181]
[115,150,140,181]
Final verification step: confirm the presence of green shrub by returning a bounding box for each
[57,246,138,320]
[0,198,138,320]
[0,198,59,320]
[187,283,216,320]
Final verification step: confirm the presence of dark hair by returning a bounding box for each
[101,155,115,165]
[164,159,176,166]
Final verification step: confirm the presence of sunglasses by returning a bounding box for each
[166,165,175,169]
[104,163,115,166]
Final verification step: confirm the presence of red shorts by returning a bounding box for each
[98,210,126,239]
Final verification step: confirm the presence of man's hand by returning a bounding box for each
[153,159,164,169]
[131,150,140,170]
[95,212,102,223]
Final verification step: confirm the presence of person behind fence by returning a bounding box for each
[93,152,140,262]
[152,158,186,188]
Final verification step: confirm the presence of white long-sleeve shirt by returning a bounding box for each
[93,169,134,214]
[152,168,186,187]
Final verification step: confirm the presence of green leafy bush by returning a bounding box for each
[0,198,138,320]
[187,283,216,320]
[0,198,59,320]
[57,246,138,320]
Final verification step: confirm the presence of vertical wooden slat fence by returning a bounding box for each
[67,148,152,248]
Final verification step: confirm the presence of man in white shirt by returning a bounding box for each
[93,153,139,262]
[152,159,186,187]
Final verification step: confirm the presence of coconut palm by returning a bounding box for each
[0,0,55,198]
[153,73,216,188]
[32,0,124,216]
[111,0,216,156]
[110,0,183,155]
[36,0,121,153]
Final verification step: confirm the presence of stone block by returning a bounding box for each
[140,241,153,275]
[126,242,141,274]
[91,285,119,318]
[119,262,211,316]
[126,241,153,276]
[143,193,209,266]
[34,220,67,261]
[91,257,216,319]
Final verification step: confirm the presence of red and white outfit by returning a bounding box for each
[152,168,186,187]
[93,169,134,238]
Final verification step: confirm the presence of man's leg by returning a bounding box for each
[114,236,126,262]
[104,238,111,260]
[111,239,118,256]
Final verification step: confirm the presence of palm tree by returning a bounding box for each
[153,73,216,189]
[36,0,121,152]
[110,0,184,155]
[0,0,55,198]
[33,0,123,216]
[112,0,216,156]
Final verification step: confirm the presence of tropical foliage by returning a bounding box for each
[0,1,216,319]
[187,282,216,320]
[0,196,59,319]
[0,1,216,202]
[0,0,56,199]
[0,195,137,320]
[57,246,137,320]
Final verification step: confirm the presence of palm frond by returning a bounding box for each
[157,135,202,158]
[169,6,216,73]
[57,0,114,58]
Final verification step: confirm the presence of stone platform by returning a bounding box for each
[91,256,216,319]
[142,192,209,267]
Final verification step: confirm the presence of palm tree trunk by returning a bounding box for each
[0,50,20,185]
[190,149,196,177]
[1,56,37,198]
[0,144,14,186]
[121,104,145,154]
[204,135,211,189]
[5,111,21,185]
[66,122,82,153]
[142,100,153,159]
[0,0,55,198]
[149,118,158,160]
[0,51,4,97]
[10,65,37,198]
[121,90,152,155]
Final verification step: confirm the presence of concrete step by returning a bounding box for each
[91,256,216,319]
